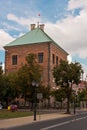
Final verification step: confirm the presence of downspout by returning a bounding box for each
[48,42,51,87]
[48,42,51,108]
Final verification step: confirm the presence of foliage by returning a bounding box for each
[0,53,54,108]
[38,85,50,99]
[25,53,42,82]
[78,88,87,101]
[17,53,42,104]
[0,67,5,102]
[51,88,66,102]
[53,60,82,86]
[1,72,20,106]
[53,60,83,113]
[0,66,3,77]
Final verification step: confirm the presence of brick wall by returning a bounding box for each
[49,43,67,88]
[4,42,68,87]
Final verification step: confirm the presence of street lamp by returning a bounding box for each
[73,92,77,115]
[69,81,76,115]
[73,94,76,114]
[32,81,39,121]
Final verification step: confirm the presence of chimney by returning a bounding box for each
[30,24,36,30]
[40,24,45,31]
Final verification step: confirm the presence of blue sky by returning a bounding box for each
[0,0,87,78]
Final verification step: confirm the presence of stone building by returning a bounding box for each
[4,24,68,88]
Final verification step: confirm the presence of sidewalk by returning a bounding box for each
[0,112,71,129]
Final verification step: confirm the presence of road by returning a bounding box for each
[4,111,87,130]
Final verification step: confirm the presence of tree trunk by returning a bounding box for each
[48,97,50,108]
[60,101,62,109]
[66,97,70,114]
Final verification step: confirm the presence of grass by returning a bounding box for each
[0,109,33,119]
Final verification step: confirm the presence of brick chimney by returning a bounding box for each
[40,24,45,31]
[30,24,36,30]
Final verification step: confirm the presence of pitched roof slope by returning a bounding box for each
[5,27,52,46]
[4,27,68,55]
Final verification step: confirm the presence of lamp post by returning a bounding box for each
[73,92,77,115]
[69,80,76,114]
[68,80,73,114]
[32,81,39,121]
[73,94,76,114]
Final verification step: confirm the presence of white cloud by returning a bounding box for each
[2,63,5,72]
[67,54,72,63]
[7,13,40,30]
[3,22,21,31]
[68,0,87,10]
[0,29,14,50]
[44,3,87,59]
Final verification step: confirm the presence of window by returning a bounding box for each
[52,54,55,64]
[56,56,58,65]
[12,55,18,65]
[38,52,44,63]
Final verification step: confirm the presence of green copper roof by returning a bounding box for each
[5,27,52,46]
[4,27,68,55]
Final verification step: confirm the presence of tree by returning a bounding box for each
[40,85,51,108]
[0,66,4,103]
[1,72,20,106]
[78,87,87,103]
[51,88,66,109]
[17,53,42,106]
[53,60,83,114]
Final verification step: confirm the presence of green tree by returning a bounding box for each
[78,88,87,102]
[0,66,4,103]
[2,72,20,106]
[36,85,51,108]
[51,88,66,109]
[17,53,42,106]
[53,60,83,114]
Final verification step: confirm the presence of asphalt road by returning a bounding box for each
[40,114,87,130]
[4,112,87,130]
